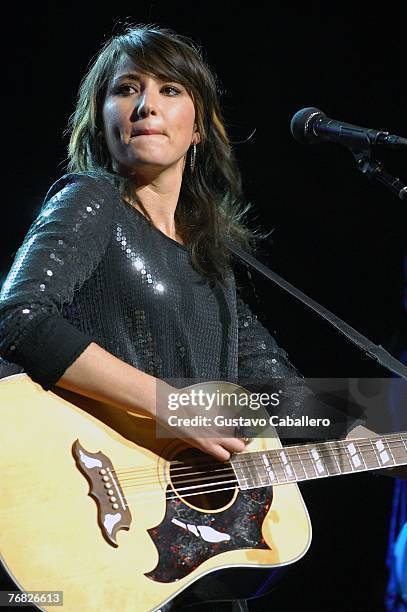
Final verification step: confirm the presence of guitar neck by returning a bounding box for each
[231,432,407,489]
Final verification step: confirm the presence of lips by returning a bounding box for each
[131,128,163,136]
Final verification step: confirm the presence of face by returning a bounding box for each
[102,56,200,177]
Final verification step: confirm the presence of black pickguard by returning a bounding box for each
[145,486,273,582]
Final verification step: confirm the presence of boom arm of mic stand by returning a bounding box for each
[351,148,407,200]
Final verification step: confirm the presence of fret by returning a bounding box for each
[303,447,318,479]
[357,438,380,470]
[344,440,365,472]
[371,437,394,469]
[333,440,354,474]
[230,457,248,490]
[260,453,278,484]
[231,454,254,490]
[284,447,301,481]
[278,448,297,482]
[268,449,289,484]
[252,452,272,487]
[360,440,369,470]
[244,453,263,488]
[401,434,407,453]
[387,435,407,466]
[248,452,265,488]
[306,443,330,478]
[369,438,382,469]
[289,446,307,481]
[316,442,340,476]
[382,436,396,466]
[328,442,342,474]
[355,440,368,470]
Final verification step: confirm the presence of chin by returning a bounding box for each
[128,155,183,171]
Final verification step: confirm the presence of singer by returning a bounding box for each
[1,22,405,612]
[0,23,309,612]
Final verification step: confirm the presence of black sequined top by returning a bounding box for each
[0,172,301,393]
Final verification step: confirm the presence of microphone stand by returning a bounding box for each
[351,148,407,200]
[227,145,407,379]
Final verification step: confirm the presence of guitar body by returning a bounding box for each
[0,375,311,611]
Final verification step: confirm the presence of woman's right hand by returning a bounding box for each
[155,382,247,462]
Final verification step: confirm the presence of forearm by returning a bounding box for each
[55,341,161,418]
[55,342,247,461]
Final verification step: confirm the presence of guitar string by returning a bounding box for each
[130,450,407,503]
[120,465,233,486]
[128,469,237,489]
[121,481,248,506]
[112,444,405,482]
[122,479,240,504]
[103,444,407,506]
[115,451,407,507]
[114,432,407,505]
[161,464,375,501]
[165,484,239,501]
[118,466,234,486]
[121,459,390,497]
[113,442,407,490]
[112,431,407,476]
[93,436,407,502]
[117,463,233,482]
[117,446,407,496]
[111,435,407,483]
[98,483,240,509]
[110,469,377,508]
[123,467,378,507]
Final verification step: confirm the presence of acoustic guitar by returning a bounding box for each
[1,374,406,611]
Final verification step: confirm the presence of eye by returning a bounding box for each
[113,84,139,96]
[161,85,182,96]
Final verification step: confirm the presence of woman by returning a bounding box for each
[0,24,304,610]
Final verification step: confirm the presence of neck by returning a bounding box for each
[231,431,407,489]
[121,161,185,243]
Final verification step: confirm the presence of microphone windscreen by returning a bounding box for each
[290,107,325,143]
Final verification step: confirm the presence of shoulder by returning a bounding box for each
[29,172,121,239]
[43,171,120,205]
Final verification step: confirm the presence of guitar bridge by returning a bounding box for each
[72,439,132,547]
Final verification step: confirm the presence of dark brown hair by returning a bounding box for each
[66,24,261,284]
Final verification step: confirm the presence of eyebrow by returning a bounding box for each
[114,72,140,81]
[112,72,182,86]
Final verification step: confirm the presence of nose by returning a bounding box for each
[135,88,158,119]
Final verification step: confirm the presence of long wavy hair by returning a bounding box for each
[66,24,261,284]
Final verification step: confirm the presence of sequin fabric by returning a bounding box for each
[0,172,305,397]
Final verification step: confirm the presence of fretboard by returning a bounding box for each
[231,432,407,489]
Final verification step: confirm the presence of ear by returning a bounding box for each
[192,125,201,145]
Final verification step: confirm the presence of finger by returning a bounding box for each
[211,444,231,462]
[179,437,228,462]
[222,437,247,453]
[196,438,232,462]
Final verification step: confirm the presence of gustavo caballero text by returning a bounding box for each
[167,415,331,428]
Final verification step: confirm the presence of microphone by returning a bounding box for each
[290,107,407,149]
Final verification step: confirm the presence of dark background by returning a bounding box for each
[1,2,406,610]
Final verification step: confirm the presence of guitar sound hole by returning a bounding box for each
[169,448,236,510]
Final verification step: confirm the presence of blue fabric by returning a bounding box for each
[394,524,407,601]
[386,347,407,611]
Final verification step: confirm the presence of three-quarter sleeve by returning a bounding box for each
[237,295,302,382]
[236,296,354,439]
[236,295,321,438]
[0,173,115,389]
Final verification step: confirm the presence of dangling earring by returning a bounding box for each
[190,143,197,173]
